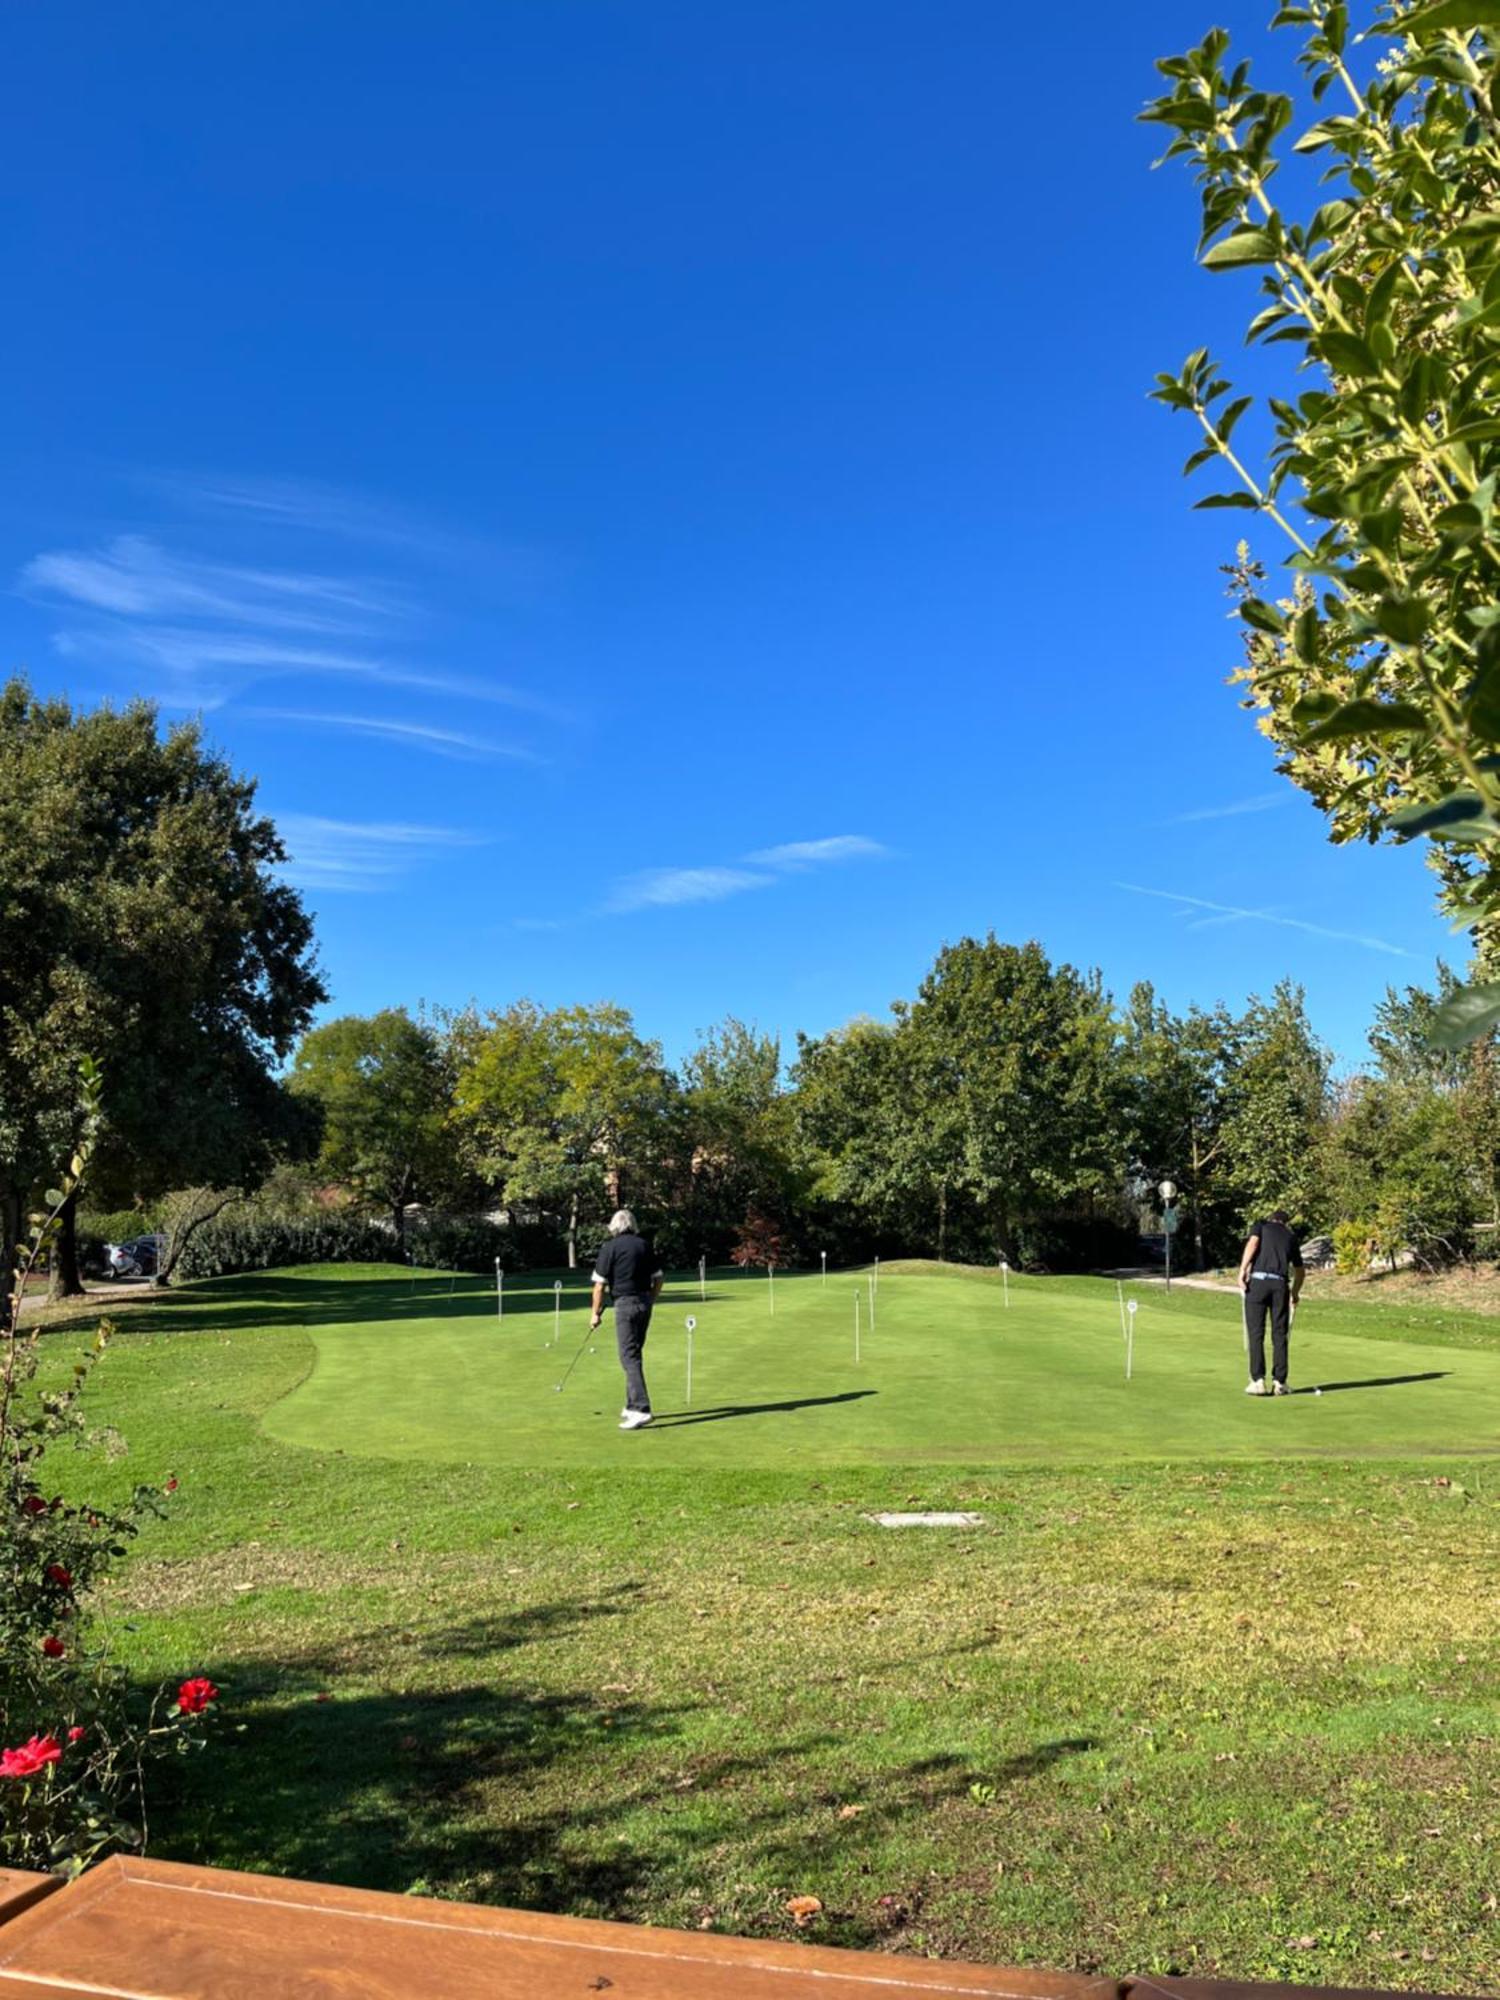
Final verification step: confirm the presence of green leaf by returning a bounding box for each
[1315,330,1381,377]
[1193,492,1260,510]
[1201,228,1280,269]
[1390,791,1487,836]
[1303,699,1432,742]
[1293,606,1321,664]
[1375,595,1431,645]
[1428,981,1500,1053]
[1240,598,1288,635]
[1387,0,1500,29]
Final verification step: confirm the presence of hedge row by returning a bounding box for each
[172,1210,556,1280]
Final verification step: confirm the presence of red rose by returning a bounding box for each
[41,1637,65,1659]
[21,1496,47,1517]
[45,1564,73,1590]
[67,1727,86,1744]
[176,1677,219,1715]
[0,1736,62,1779]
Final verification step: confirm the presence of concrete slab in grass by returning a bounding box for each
[865,1510,985,1528]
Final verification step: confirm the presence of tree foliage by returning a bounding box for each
[1147,2,1500,1044]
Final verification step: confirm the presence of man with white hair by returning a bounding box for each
[590,1209,664,1430]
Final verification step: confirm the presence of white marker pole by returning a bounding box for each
[874,1255,879,1293]
[1001,1259,1010,1309]
[821,1250,827,1287]
[768,1263,775,1315]
[495,1258,503,1322]
[552,1279,562,1348]
[1126,1299,1138,1381]
[685,1314,696,1408]
[854,1288,861,1365]
[868,1269,876,1331]
[698,1255,706,1302]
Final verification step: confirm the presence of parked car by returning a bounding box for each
[104,1234,164,1278]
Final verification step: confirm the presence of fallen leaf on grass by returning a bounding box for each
[786,1896,823,1927]
[838,1804,864,1819]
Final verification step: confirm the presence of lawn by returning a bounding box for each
[35,1262,1500,1990]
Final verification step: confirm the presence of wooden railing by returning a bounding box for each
[0,1859,1480,2000]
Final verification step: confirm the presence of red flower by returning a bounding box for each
[21,1496,47,1517]
[41,1637,65,1659]
[164,1477,179,1493]
[176,1677,218,1715]
[67,1727,86,1745]
[45,1564,73,1590]
[0,1736,62,1780]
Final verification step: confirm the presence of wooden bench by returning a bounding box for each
[0,1859,1475,2000]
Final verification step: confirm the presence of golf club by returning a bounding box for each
[552,1316,597,1394]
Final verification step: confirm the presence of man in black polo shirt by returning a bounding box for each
[1237,1209,1304,1397]
[590,1209,664,1431]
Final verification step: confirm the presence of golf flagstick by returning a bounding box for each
[1126,1298,1137,1381]
[684,1315,696,1407]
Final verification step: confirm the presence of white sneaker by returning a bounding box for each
[1272,1381,1289,1397]
[1245,1380,1267,1396]
[618,1410,653,1430]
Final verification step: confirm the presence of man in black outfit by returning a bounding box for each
[590,1209,664,1431]
[1237,1209,1304,1397]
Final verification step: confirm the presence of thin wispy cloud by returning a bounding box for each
[242,709,538,762]
[1167,792,1288,826]
[273,814,485,892]
[23,535,391,629]
[1116,882,1413,958]
[601,833,887,918]
[608,867,774,913]
[746,835,890,868]
[54,627,558,717]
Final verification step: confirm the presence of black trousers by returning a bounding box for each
[1244,1277,1291,1386]
[614,1295,653,1412]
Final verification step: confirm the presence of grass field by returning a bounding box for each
[36,1261,1500,1990]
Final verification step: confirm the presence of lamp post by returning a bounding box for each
[1159,1179,1178,1292]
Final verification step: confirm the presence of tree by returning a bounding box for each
[902,937,1127,1262]
[679,1019,802,1262]
[1217,983,1331,1224]
[289,1010,455,1253]
[1147,3,1500,1046]
[450,1003,674,1267]
[1121,983,1243,1268]
[0,683,325,1319]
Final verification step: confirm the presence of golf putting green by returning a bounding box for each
[258,1262,1500,1467]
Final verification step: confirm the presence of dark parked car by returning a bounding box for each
[104,1234,164,1278]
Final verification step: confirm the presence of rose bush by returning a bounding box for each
[2,1071,221,1874]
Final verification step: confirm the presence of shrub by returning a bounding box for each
[3,1072,218,1873]
[173,1209,393,1279]
[1332,1221,1373,1279]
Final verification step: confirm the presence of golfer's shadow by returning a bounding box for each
[1290,1371,1449,1395]
[650,1390,877,1428]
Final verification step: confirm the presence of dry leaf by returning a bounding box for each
[838,1804,864,1820]
[786,1895,823,1927]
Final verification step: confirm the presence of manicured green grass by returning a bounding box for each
[247,1260,1500,1465]
[35,1264,1500,1990]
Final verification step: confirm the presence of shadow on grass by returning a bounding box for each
[145,1586,1097,1940]
[649,1392,877,1429]
[1292,1371,1449,1395]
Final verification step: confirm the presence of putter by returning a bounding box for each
[554,1316,597,1394]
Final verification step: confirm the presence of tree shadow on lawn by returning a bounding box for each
[648,1392,877,1429]
[1290,1371,1449,1395]
[44,1273,597,1339]
[147,1594,1098,1941]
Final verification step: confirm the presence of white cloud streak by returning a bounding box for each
[1115,882,1414,958]
[608,867,774,913]
[602,834,887,918]
[745,835,890,868]
[22,535,391,629]
[273,815,485,892]
[1166,793,1289,826]
[241,709,539,762]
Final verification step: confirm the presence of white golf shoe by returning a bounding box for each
[619,1410,653,1430]
[1245,1379,1267,1396]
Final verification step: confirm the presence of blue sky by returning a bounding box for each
[3,1,1453,1070]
